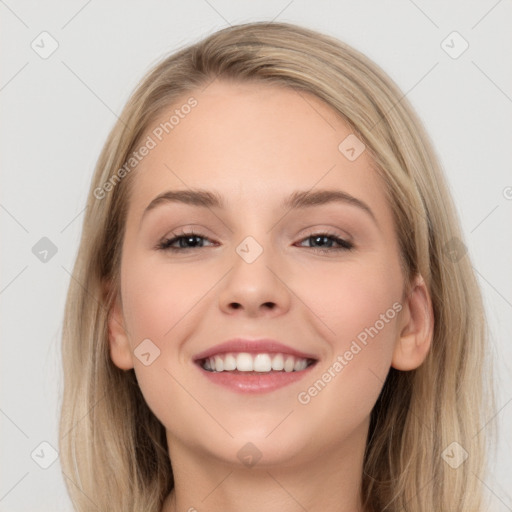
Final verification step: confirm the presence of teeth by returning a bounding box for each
[236,353,253,371]
[284,356,295,372]
[214,355,224,372]
[253,353,272,372]
[294,358,308,371]
[201,352,312,373]
[271,354,284,370]
[223,353,237,371]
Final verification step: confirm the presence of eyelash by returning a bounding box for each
[156,230,354,254]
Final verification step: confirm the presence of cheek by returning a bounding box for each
[298,260,401,397]
[301,258,402,340]
[119,258,209,427]
[121,256,213,344]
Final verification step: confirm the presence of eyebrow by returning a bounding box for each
[141,188,377,225]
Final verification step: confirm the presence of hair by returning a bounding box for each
[58,21,496,512]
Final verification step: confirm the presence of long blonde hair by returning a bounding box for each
[59,21,495,511]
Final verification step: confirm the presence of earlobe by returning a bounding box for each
[391,274,434,371]
[105,283,134,370]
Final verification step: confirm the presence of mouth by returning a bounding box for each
[195,352,319,394]
[192,338,319,393]
[198,352,317,373]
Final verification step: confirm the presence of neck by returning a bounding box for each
[161,428,367,512]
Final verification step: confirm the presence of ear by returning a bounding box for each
[105,281,134,370]
[391,273,434,371]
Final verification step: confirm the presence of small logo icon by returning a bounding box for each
[134,338,161,366]
[31,441,59,469]
[441,441,468,469]
[338,134,366,161]
[31,31,59,59]
[443,236,467,263]
[236,236,263,264]
[32,237,58,263]
[237,442,262,468]
[441,31,469,59]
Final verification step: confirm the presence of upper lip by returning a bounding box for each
[193,338,318,362]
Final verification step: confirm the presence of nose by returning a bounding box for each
[217,241,291,318]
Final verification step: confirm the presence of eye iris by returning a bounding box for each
[182,235,202,247]
[312,235,331,247]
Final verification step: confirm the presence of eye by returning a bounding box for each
[156,230,216,252]
[156,230,354,254]
[296,232,354,254]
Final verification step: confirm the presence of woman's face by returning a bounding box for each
[108,79,419,469]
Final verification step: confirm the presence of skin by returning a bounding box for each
[107,79,433,512]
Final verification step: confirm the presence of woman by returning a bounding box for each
[59,21,494,512]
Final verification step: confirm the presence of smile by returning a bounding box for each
[200,352,315,373]
[196,353,318,393]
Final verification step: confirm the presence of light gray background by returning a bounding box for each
[1,1,511,510]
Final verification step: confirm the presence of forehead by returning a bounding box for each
[127,79,389,222]
[152,79,358,173]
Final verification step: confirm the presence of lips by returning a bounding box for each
[193,338,319,393]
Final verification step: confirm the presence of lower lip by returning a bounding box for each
[196,362,317,393]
